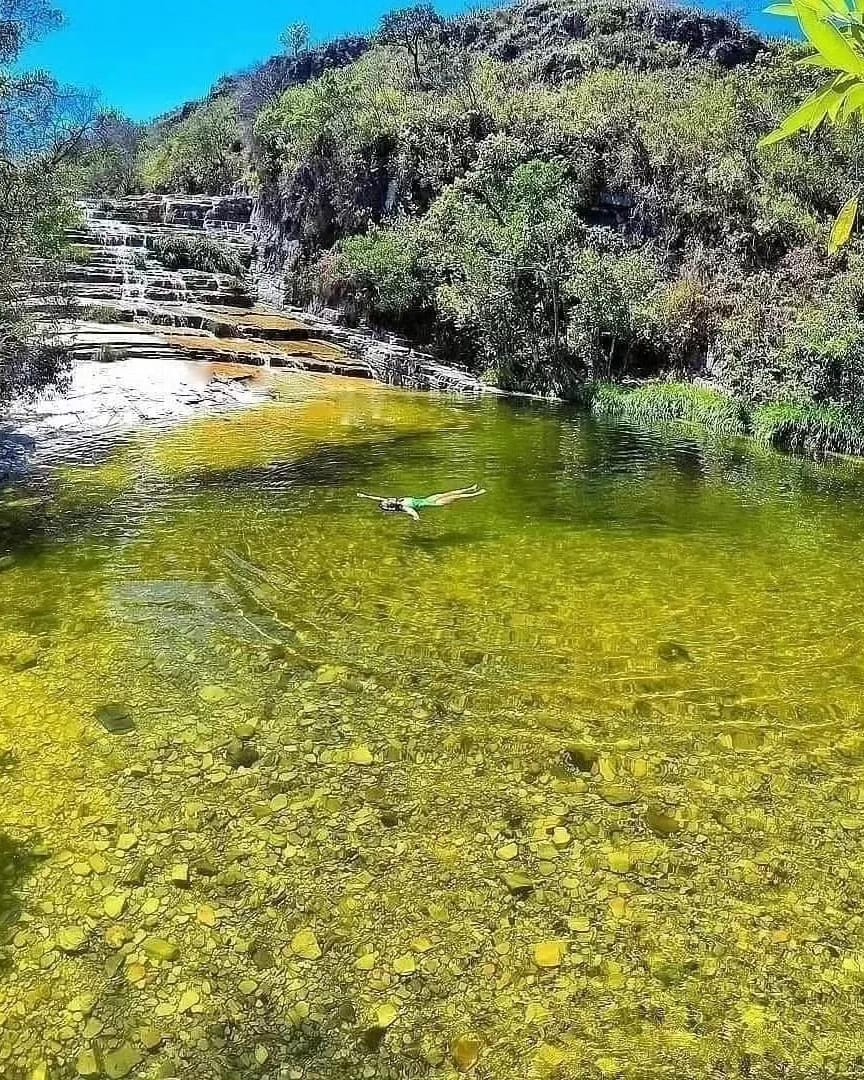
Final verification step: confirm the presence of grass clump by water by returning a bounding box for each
[78,304,133,324]
[592,383,864,459]
[67,244,92,265]
[752,402,864,457]
[591,383,749,437]
[149,234,246,278]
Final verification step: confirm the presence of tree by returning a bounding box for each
[378,5,443,82]
[140,98,243,195]
[279,20,310,57]
[759,0,864,252]
[0,0,97,406]
[69,110,143,195]
[0,0,62,64]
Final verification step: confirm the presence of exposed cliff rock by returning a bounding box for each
[227,36,372,119]
[443,0,768,73]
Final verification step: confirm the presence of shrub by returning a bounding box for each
[139,99,243,195]
[751,402,864,457]
[329,221,428,322]
[79,305,132,324]
[148,235,246,278]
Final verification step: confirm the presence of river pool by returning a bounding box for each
[2,374,864,1080]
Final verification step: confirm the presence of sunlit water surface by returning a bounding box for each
[3,374,864,1080]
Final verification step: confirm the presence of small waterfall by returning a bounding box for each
[54,196,366,382]
[169,268,189,306]
[118,242,147,305]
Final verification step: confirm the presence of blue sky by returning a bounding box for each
[22,0,791,123]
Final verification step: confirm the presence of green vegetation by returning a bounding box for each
[752,400,864,455]
[0,0,93,407]
[64,0,864,453]
[279,20,311,57]
[70,111,143,196]
[139,98,244,195]
[758,0,864,251]
[590,381,864,457]
[147,234,247,278]
[592,383,749,437]
[67,243,92,264]
[77,304,133,324]
[236,0,864,421]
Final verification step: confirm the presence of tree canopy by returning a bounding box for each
[0,0,94,406]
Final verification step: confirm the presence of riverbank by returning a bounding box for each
[18,194,862,478]
[591,383,864,459]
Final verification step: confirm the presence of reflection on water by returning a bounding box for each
[2,379,864,1078]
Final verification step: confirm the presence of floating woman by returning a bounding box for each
[357,484,486,521]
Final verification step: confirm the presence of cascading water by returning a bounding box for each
[117,240,147,305]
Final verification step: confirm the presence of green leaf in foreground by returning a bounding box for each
[797,3,864,74]
[758,80,847,147]
[829,191,860,253]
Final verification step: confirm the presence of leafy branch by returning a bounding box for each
[760,0,864,251]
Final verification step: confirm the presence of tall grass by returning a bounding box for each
[751,403,864,457]
[148,235,246,278]
[591,383,748,437]
[78,304,133,324]
[590,383,864,459]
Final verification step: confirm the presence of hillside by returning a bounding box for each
[75,0,864,436]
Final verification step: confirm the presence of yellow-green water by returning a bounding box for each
[4,375,864,1080]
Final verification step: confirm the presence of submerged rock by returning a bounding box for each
[503,871,535,896]
[561,745,598,773]
[56,926,88,953]
[76,1049,100,1077]
[645,806,682,836]
[95,703,135,734]
[290,927,321,960]
[9,647,40,672]
[657,641,693,663]
[225,739,259,768]
[452,1034,483,1071]
[598,783,639,806]
[103,1043,141,1079]
[142,937,179,961]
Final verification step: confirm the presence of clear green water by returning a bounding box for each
[4,376,864,1080]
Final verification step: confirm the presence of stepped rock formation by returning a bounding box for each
[11,194,493,449]
[56,195,369,377]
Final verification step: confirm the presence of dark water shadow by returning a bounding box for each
[201,1008,436,1080]
[402,529,491,554]
[0,488,110,570]
[0,431,439,570]
[0,832,47,972]
[170,430,436,496]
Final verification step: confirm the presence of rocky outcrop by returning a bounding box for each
[442,0,768,72]
[22,195,496,454]
[84,194,256,232]
[52,198,368,377]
